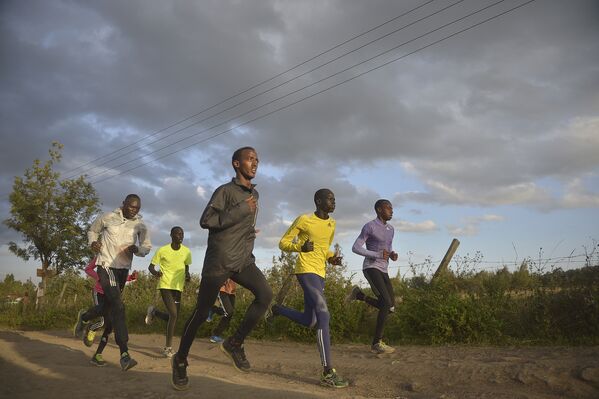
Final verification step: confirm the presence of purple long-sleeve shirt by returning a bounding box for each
[352,218,394,273]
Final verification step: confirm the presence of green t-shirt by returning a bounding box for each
[151,244,192,292]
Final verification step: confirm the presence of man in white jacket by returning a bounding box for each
[86,193,151,370]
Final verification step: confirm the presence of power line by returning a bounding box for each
[60,0,440,180]
[65,0,472,181]
[83,0,470,181]
[89,0,534,185]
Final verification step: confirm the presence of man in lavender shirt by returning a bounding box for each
[348,199,398,354]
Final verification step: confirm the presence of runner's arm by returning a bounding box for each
[279,215,305,253]
[200,186,252,231]
[352,224,382,259]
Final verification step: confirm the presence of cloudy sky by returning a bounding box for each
[1,0,598,285]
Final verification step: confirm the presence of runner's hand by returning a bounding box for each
[127,245,139,254]
[91,241,102,253]
[328,255,343,266]
[390,251,398,261]
[301,239,314,252]
[382,249,390,261]
[245,195,257,212]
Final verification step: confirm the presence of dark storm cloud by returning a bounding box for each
[1,0,598,258]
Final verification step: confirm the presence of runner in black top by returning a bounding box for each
[171,147,273,391]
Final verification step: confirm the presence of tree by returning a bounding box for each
[3,142,100,275]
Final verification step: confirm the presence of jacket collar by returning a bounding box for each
[231,177,256,192]
[113,207,142,221]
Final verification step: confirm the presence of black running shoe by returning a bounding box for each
[220,338,250,372]
[171,353,189,391]
[264,304,280,325]
[120,352,138,371]
[73,309,87,338]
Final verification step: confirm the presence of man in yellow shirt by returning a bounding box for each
[273,188,348,389]
[145,226,192,358]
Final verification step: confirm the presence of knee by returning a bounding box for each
[308,315,318,329]
[315,306,330,327]
[379,297,393,312]
[256,284,273,305]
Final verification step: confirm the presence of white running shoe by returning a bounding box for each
[163,346,174,358]
[145,305,155,325]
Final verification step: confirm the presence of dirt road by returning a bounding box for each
[1,329,598,398]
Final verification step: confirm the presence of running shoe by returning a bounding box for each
[220,337,250,372]
[320,368,349,388]
[120,352,138,371]
[145,305,155,325]
[344,286,362,303]
[264,304,280,324]
[163,346,174,358]
[171,353,189,391]
[209,335,224,343]
[90,353,106,367]
[73,309,87,338]
[206,309,213,322]
[83,324,96,347]
[371,340,395,354]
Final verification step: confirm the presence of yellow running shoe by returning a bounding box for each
[83,324,96,347]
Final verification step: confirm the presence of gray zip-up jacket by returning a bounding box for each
[200,178,258,276]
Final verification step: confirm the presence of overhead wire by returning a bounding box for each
[60,0,440,180]
[88,0,536,185]
[83,0,471,181]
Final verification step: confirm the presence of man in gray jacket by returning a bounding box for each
[171,147,273,391]
[82,194,151,371]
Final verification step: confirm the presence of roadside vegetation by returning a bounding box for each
[2,245,598,346]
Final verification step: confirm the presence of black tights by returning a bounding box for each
[211,292,235,337]
[177,263,272,359]
[361,268,395,345]
[97,267,128,354]
[153,289,182,348]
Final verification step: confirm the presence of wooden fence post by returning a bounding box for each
[432,239,460,281]
[57,282,68,306]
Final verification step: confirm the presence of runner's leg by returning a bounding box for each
[160,289,181,348]
[212,292,235,337]
[228,263,272,343]
[363,268,394,344]
[176,274,227,359]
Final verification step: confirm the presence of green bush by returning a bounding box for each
[1,258,598,346]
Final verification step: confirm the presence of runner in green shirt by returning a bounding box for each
[145,226,192,358]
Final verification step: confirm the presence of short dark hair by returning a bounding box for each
[374,199,390,212]
[124,194,140,202]
[170,226,183,235]
[314,188,333,204]
[232,147,256,164]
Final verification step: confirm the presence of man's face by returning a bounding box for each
[377,202,393,221]
[171,228,184,244]
[234,149,259,180]
[122,198,141,219]
[318,191,336,213]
